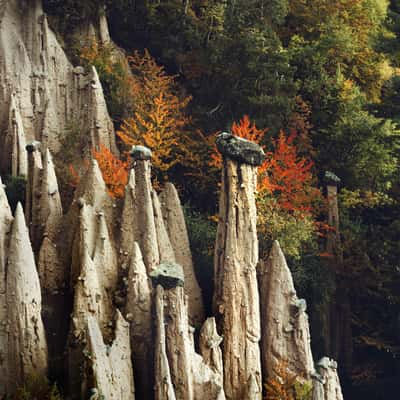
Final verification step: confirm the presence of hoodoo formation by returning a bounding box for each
[0,1,349,399]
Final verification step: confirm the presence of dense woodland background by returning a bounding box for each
[30,1,400,399]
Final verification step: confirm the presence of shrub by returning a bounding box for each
[55,120,91,209]
[265,361,312,400]
[4,175,26,212]
[79,40,132,121]
[13,374,62,400]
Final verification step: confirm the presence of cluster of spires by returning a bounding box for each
[0,136,344,400]
[0,1,344,398]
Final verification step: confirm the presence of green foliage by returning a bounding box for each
[294,380,313,400]
[13,374,62,400]
[78,41,132,121]
[183,204,217,314]
[55,120,90,209]
[4,175,26,213]
[257,197,317,260]
[43,0,104,24]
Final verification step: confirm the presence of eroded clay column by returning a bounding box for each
[120,145,160,272]
[259,241,314,383]
[6,203,48,394]
[151,262,225,400]
[312,358,344,400]
[0,178,13,397]
[213,133,264,400]
[324,171,352,378]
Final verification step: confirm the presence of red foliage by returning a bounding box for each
[258,130,321,214]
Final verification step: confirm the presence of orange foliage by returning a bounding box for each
[68,147,128,199]
[118,92,188,173]
[69,164,81,188]
[264,361,297,400]
[92,145,129,198]
[117,49,192,180]
[258,131,321,214]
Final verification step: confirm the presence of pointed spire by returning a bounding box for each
[88,66,117,153]
[213,155,262,399]
[6,203,48,392]
[259,241,314,382]
[0,178,13,397]
[74,159,109,208]
[40,148,63,232]
[98,7,111,44]
[84,312,135,400]
[5,94,28,177]
[93,211,118,291]
[159,182,204,325]
[120,159,159,273]
[125,242,152,399]
[152,190,175,262]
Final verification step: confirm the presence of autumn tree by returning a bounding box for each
[257,131,322,258]
[117,49,193,184]
[258,130,321,213]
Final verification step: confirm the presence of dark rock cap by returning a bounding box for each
[130,145,152,161]
[26,140,41,153]
[324,171,341,186]
[150,261,185,289]
[216,132,265,166]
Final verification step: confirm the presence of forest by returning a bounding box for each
[0,0,400,399]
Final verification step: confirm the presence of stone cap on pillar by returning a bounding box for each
[324,171,341,187]
[150,261,185,289]
[316,357,338,371]
[26,140,41,153]
[216,132,265,166]
[130,145,152,161]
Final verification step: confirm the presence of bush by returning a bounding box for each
[55,120,90,209]
[13,374,62,400]
[257,197,317,260]
[4,175,26,212]
[78,40,132,121]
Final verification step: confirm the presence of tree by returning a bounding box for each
[117,49,193,185]
[259,130,321,213]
